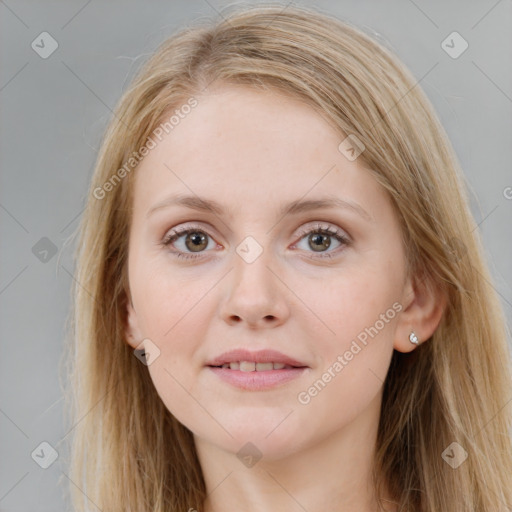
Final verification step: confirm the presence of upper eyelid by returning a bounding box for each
[161,223,351,263]
[163,221,350,244]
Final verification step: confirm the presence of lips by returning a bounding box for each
[206,348,308,369]
[218,361,295,371]
[206,349,309,391]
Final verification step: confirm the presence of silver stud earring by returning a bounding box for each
[409,331,419,345]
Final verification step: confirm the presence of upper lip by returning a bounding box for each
[206,348,308,367]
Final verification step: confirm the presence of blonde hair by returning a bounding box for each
[62,4,512,511]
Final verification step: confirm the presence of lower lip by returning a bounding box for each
[207,366,308,390]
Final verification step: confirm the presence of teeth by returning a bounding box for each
[239,361,256,372]
[219,361,294,371]
[256,362,274,371]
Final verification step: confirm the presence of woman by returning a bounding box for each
[64,4,512,511]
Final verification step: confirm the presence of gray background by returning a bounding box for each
[1,0,511,510]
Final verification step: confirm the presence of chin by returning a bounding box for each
[197,408,313,460]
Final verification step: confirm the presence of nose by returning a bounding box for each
[219,246,290,329]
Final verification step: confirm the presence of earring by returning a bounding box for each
[409,331,419,345]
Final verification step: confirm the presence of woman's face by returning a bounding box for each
[125,85,414,460]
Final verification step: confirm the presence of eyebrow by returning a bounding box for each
[146,193,372,222]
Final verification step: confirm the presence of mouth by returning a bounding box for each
[205,349,309,390]
[206,364,308,390]
[206,348,308,369]
[208,361,305,371]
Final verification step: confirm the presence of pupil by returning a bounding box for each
[310,233,331,252]
[186,232,207,252]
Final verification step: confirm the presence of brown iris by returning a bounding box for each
[184,232,208,252]
[308,233,331,252]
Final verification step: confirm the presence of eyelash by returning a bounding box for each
[160,223,351,261]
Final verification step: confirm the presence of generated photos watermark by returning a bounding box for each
[297,301,403,405]
[93,97,198,200]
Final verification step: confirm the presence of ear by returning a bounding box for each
[394,272,447,353]
[124,297,144,349]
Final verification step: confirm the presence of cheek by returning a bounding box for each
[301,262,400,345]
[298,266,399,390]
[131,266,219,424]
[292,272,397,440]
[132,255,211,338]
[136,281,212,363]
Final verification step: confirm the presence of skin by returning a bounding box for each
[124,84,445,512]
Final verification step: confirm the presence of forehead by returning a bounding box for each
[132,85,379,216]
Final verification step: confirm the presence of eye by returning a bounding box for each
[292,223,350,259]
[160,222,350,260]
[161,224,217,260]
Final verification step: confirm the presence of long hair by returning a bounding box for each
[61,4,512,511]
